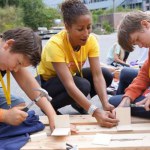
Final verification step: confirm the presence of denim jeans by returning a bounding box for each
[109,95,150,118]
[116,68,138,94]
[109,68,150,118]
[0,88,25,109]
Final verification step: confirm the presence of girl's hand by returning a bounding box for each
[103,102,115,111]
[93,109,118,128]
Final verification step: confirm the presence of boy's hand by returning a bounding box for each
[49,121,55,133]
[118,97,131,107]
[136,97,150,111]
[3,107,28,125]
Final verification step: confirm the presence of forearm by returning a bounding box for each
[93,75,108,106]
[115,58,127,65]
[124,75,150,101]
[36,97,56,122]
[13,68,44,100]
[13,68,56,127]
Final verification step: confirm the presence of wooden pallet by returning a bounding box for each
[22,115,150,150]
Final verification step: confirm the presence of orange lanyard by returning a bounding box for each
[0,71,11,107]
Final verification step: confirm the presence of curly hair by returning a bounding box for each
[61,0,91,26]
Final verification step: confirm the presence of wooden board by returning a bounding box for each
[21,115,150,150]
[39,115,150,125]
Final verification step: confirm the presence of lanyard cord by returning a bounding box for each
[67,35,83,77]
[0,71,11,107]
[70,49,83,77]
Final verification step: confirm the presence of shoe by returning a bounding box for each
[71,103,88,114]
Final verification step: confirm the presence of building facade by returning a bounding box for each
[43,0,150,11]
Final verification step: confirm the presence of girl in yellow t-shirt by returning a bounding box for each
[37,0,118,128]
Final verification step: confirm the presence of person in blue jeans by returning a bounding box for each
[109,67,150,118]
[116,68,138,95]
[109,11,150,118]
[0,27,57,132]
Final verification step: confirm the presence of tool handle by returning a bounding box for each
[130,104,145,108]
[22,107,29,112]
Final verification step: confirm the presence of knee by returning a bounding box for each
[120,68,131,81]
[77,79,91,96]
[120,68,138,81]
[102,67,113,87]
[109,95,123,107]
[120,68,129,79]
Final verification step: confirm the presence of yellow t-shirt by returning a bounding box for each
[38,30,100,81]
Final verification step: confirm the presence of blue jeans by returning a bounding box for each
[0,88,25,109]
[109,68,150,118]
[109,95,150,118]
[116,68,138,94]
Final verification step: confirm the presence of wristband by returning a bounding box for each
[87,105,98,116]
[0,109,4,122]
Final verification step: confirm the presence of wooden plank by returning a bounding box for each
[51,115,70,136]
[39,115,150,125]
[22,133,150,150]
[42,123,150,135]
[22,115,150,150]
[76,123,150,134]
[116,107,132,131]
[39,115,96,125]
[69,115,97,124]
[131,116,150,124]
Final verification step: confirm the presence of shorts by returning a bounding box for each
[0,88,25,109]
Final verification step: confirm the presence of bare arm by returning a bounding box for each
[12,68,56,131]
[52,62,91,111]
[52,62,118,127]
[114,53,128,65]
[89,57,114,111]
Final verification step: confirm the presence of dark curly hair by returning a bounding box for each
[61,0,91,26]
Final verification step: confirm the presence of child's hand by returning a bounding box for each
[136,97,150,111]
[118,97,131,107]
[3,107,28,126]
